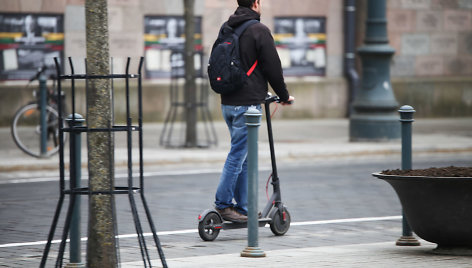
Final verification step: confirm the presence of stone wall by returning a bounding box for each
[386,0,472,77]
[3,76,470,126]
[0,0,343,76]
[203,0,344,77]
[0,0,471,123]
[0,78,348,126]
[393,77,472,117]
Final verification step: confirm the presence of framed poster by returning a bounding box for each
[0,13,64,80]
[144,15,203,78]
[273,17,326,76]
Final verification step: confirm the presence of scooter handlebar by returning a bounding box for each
[280,99,294,105]
[264,94,293,105]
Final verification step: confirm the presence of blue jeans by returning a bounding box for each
[215,104,261,215]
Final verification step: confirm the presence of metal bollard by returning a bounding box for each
[39,74,48,156]
[396,105,420,246]
[241,106,266,258]
[65,114,86,268]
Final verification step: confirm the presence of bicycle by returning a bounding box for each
[11,66,67,158]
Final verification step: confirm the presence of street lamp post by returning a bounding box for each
[349,0,399,141]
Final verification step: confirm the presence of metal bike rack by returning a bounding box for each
[40,57,167,267]
[159,49,218,148]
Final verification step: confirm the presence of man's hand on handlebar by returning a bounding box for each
[265,93,294,105]
[281,96,295,106]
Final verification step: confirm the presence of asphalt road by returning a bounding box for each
[0,154,470,267]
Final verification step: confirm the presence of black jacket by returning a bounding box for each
[220,6,289,106]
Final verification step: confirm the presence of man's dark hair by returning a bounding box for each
[238,0,258,8]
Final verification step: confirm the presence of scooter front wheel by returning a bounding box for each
[270,207,291,236]
[198,212,222,241]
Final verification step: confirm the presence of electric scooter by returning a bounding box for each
[197,93,291,241]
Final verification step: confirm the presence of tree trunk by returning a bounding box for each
[85,0,118,267]
[184,0,197,147]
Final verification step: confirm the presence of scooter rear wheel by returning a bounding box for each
[270,207,291,236]
[198,212,222,241]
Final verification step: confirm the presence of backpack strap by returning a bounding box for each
[246,60,258,76]
[233,19,259,37]
[234,20,259,76]
[217,22,229,38]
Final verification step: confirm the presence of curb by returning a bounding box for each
[2,146,471,173]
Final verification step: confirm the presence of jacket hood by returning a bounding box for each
[227,6,260,27]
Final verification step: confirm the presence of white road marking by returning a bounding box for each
[0,215,401,248]
[0,169,221,184]
[290,215,402,226]
[0,167,273,184]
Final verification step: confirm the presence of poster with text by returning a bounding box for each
[0,13,64,80]
[273,17,326,76]
[144,15,202,78]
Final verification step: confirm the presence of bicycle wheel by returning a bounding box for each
[11,103,65,158]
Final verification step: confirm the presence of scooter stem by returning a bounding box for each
[264,98,281,199]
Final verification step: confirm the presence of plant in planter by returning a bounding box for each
[373,166,472,255]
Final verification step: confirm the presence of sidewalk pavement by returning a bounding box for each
[1,117,471,175]
[122,240,472,268]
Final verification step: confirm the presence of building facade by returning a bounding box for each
[0,0,471,124]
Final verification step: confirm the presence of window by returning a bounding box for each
[144,15,202,78]
[274,17,326,76]
[0,13,64,80]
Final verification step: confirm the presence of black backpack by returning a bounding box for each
[208,19,259,95]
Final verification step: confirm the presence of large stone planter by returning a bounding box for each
[373,173,472,253]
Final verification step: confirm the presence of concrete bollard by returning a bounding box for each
[65,113,86,268]
[241,106,266,258]
[396,105,420,246]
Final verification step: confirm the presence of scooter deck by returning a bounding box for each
[221,218,271,230]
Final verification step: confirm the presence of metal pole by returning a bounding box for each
[349,0,399,141]
[241,106,266,258]
[344,0,359,117]
[396,105,420,246]
[39,74,48,156]
[66,113,86,267]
